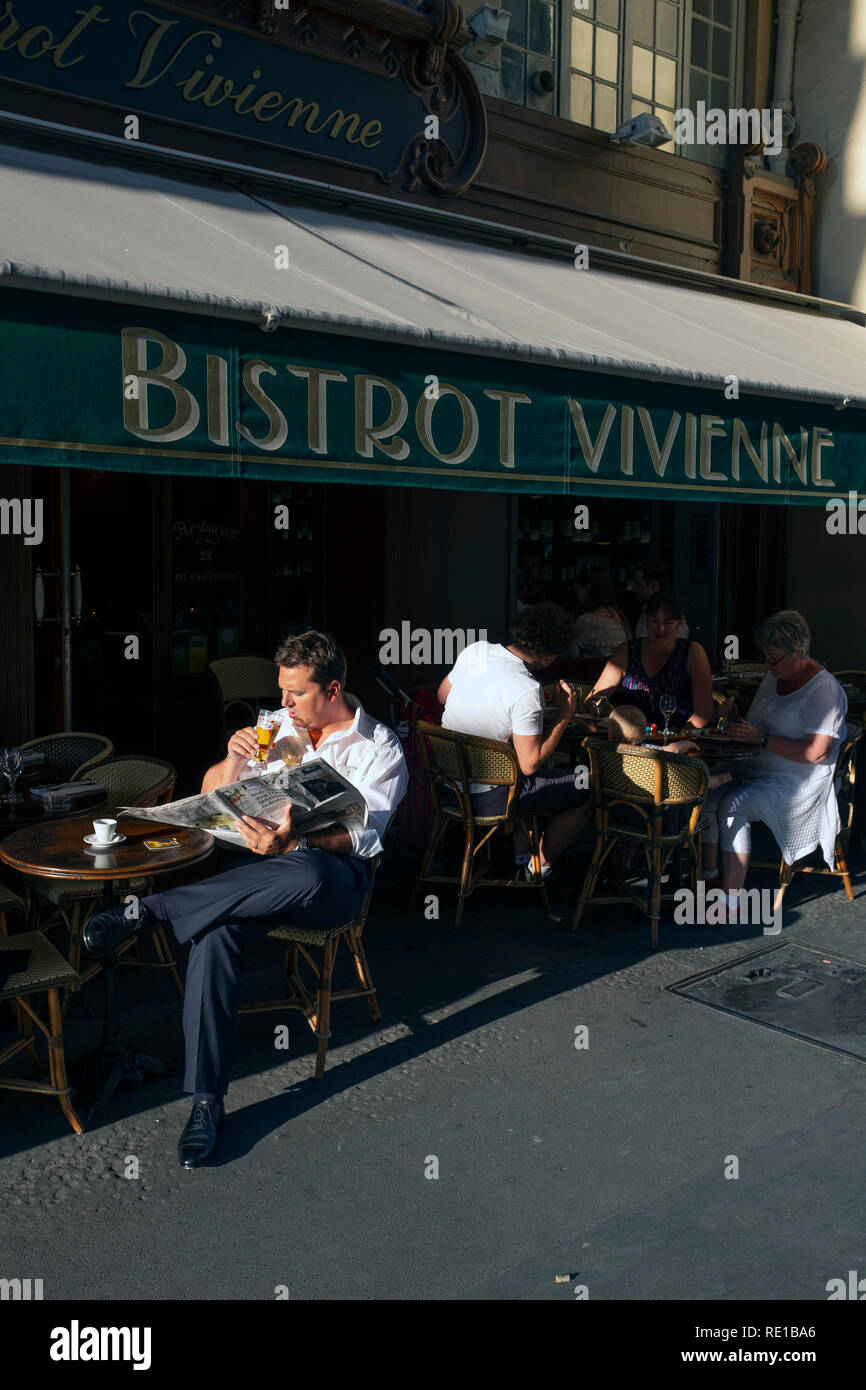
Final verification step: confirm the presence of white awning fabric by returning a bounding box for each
[1,137,864,409]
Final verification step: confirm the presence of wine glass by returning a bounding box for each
[0,747,24,804]
[660,693,676,738]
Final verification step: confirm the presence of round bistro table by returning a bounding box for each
[0,816,214,1121]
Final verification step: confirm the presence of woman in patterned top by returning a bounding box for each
[588,591,713,731]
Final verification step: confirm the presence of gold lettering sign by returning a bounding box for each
[120,328,839,493]
[123,11,383,149]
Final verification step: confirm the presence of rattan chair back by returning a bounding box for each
[19,732,114,784]
[209,656,281,729]
[416,722,521,825]
[834,722,862,837]
[72,755,176,817]
[584,741,708,838]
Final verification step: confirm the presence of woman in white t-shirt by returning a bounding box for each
[437,603,591,880]
[700,611,848,915]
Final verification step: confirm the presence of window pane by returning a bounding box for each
[631,97,653,117]
[570,16,593,71]
[569,72,593,123]
[594,81,618,130]
[656,107,676,141]
[501,46,527,102]
[632,45,654,97]
[715,0,733,25]
[656,0,678,55]
[505,0,527,49]
[712,26,731,77]
[529,0,554,55]
[595,0,620,27]
[656,53,676,106]
[693,0,712,15]
[596,27,619,81]
[689,68,710,106]
[691,16,710,69]
[632,0,654,46]
[569,16,594,69]
[709,76,729,110]
[573,0,594,13]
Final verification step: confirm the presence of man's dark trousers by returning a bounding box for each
[142,849,371,1096]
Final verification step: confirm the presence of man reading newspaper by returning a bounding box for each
[85,631,408,1168]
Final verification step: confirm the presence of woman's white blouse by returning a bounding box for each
[737,669,848,866]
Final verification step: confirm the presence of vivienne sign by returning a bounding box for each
[0,291,863,503]
[0,0,486,193]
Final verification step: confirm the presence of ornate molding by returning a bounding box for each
[789,141,829,178]
[186,0,487,193]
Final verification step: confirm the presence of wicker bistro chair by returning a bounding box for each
[239,858,383,1081]
[0,884,28,938]
[208,656,281,736]
[752,722,862,912]
[410,722,551,925]
[0,932,83,1134]
[833,671,866,731]
[571,741,709,949]
[27,757,182,998]
[18,732,114,785]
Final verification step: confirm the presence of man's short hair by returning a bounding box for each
[509,602,575,659]
[637,560,670,590]
[274,630,347,689]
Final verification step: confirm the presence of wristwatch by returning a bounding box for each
[760,733,770,748]
[293,835,309,852]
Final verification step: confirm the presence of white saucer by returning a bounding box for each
[83,832,126,847]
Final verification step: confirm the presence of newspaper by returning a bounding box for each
[120,758,368,845]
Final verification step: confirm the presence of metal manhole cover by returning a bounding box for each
[668,941,866,1060]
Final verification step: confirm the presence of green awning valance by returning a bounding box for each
[2,288,865,506]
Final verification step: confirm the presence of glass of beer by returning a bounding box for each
[254,710,281,768]
[280,733,306,770]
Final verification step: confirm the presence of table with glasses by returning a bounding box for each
[0,786,108,838]
[0,816,214,1121]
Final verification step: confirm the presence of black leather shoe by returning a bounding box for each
[178,1100,225,1169]
[83,900,158,957]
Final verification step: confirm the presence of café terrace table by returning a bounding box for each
[0,785,107,838]
[568,717,763,764]
[0,816,214,1121]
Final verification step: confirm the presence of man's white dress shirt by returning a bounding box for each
[240,695,407,859]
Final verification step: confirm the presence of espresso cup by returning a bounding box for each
[93,818,117,843]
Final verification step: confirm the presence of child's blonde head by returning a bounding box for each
[607,705,647,745]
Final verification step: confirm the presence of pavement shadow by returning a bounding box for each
[1,848,863,1158]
